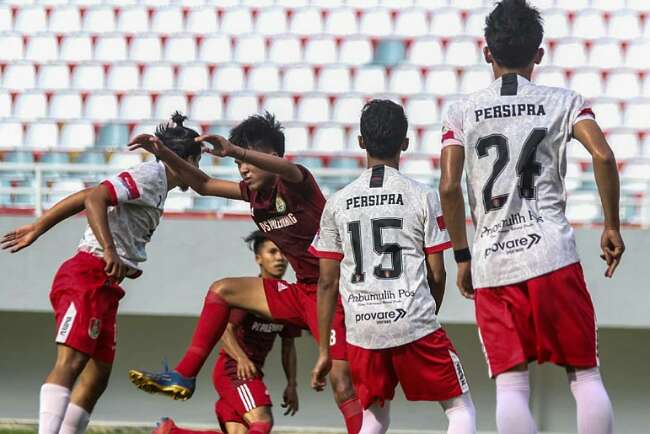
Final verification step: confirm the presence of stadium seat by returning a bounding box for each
[221,7,253,35]
[537,9,569,39]
[14,91,47,120]
[621,163,650,193]
[348,0,379,8]
[268,35,302,65]
[189,93,223,123]
[25,121,58,149]
[49,6,82,33]
[142,63,175,91]
[233,35,267,64]
[569,68,604,99]
[297,95,330,123]
[642,74,650,98]
[359,8,393,37]
[608,11,642,40]
[339,37,374,66]
[324,7,358,36]
[304,37,338,65]
[37,63,71,90]
[607,129,641,160]
[565,162,582,193]
[177,63,209,92]
[0,33,25,62]
[313,125,346,152]
[85,93,119,121]
[624,40,650,69]
[552,39,588,68]
[82,6,117,33]
[117,6,150,34]
[318,66,352,94]
[14,6,47,34]
[49,92,83,120]
[164,35,197,63]
[46,180,86,208]
[425,66,459,95]
[130,122,158,138]
[354,66,387,94]
[566,193,600,223]
[459,66,492,94]
[0,6,12,32]
[261,94,295,122]
[0,92,12,118]
[151,5,184,34]
[109,152,143,168]
[446,38,480,66]
[71,63,105,90]
[605,69,641,100]
[212,64,245,92]
[293,156,323,170]
[534,66,568,88]
[25,34,58,62]
[193,196,228,212]
[331,95,364,124]
[430,8,463,37]
[154,92,187,120]
[225,93,259,121]
[624,100,650,129]
[255,6,288,35]
[464,8,490,37]
[401,158,433,184]
[60,34,93,62]
[198,35,232,63]
[247,64,281,92]
[373,39,406,66]
[588,39,623,69]
[4,151,35,165]
[420,125,443,155]
[95,34,128,62]
[388,65,423,95]
[59,121,95,149]
[452,0,485,8]
[106,63,140,91]
[290,8,323,35]
[283,66,316,93]
[394,8,428,37]
[283,125,310,153]
[96,123,129,148]
[129,34,163,63]
[573,9,607,39]
[408,37,444,66]
[406,97,439,126]
[591,99,622,130]
[119,93,153,121]
[0,121,24,149]
[186,6,218,34]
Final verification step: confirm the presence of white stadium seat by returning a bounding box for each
[95,35,128,62]
[0,33,25,62]
[233,35,267,64]
[60,34,93,62]
[290,8,323,35]
[248,64,281,92]
[0,91,12,118]
[572,9,607,39]
[186,7,218,34]
[119,93,153,121]
[82,6,117,33]
[420,126,443,155]
[283,126,310,153]
[110,152,143,168]
[297,95,330,123]
[430,8,463,37]
[642,75,650,98]
[49,92,83,120]
[388,66,423,95]
[608,11,642,40]
[588,39,623,69]
[605,70,641,100]
[591,99,622,130]
[534,66,568,88]
[408,37,444,66]
[151,6,184,34]
[177,63,209,92]
[141,63,175,91]
[49,6,82,33]
[25,34,58,62]
[339,37,373,66]
[117,6,150,34]
[354,66,387,94]
[331,95,364,124]
[446,39,480,66]
[318,66,352,94]
[459,67,492,94]
[189,93,223,123]
[304,37,338,65]
[607,129,640,160]
[106,63,140,91]
[225,93,259,121]
[0,6,12,32]
[406,97,439,126]
[60,121,95,149]
[14,91,47,120]
[129,35,163,63]
[198,35,232,63]
[25,121,58,149]
[624,100,650,129]
[425,67,459,95]
[71,63,105,90]
[164,35,197,63]
[0,121,24,149]
[283,66,316,93]
[220,7,253,35]
[324,8,358,36]
[394,8,428,37]
[541,9,570,39]
[37,63,71,90]
[212,64,245,93]
[624,40,650,70]
[552,39,587,68]
[464,8,490,38]
[313,125,346,152]
[262,94,295,122]
[256,7,288,36]
[154,92,188,120]
[591,0,626,12]
[14,6,47,34]
[268,36,302,64]
[85,93,119,121]
[569,68,604,99]
[359,8,393,37]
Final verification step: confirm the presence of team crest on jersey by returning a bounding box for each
[275,195,287,213]
[88,318,101,340]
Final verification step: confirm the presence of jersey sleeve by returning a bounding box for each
[441,102,465,149]
[101,165,153,206]
[280,324,302,338]
[308,198,344,261]
[570,92,596,127]
[238,180,251,202]
[423,189,452,254]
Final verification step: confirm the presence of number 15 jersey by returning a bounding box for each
[310,165,452,349]
[442,73,595,288]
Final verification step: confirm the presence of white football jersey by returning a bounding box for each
[442,73,595,288]
[78,161,168,276]
[310,165,451,349]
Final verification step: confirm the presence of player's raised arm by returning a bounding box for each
[573,119,625,277]
[1,187,92,253]
[281,334,299,416]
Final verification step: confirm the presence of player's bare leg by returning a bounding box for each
[242,406,273,434]
[330,360,363,434]
[566,366,613,434]
[495,363,537,434]
[223,422,247,434]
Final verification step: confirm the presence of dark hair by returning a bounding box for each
[154,112,202,160]
[229,111,285,157]
[244,230,271,254]
[484,0,544,69]
[360,99,408,159]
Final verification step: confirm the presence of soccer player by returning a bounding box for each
[438,2,625,434]
[127,113,363,434]
[0,113,202,434]
[310,99,476,434]
[152,231,300,434]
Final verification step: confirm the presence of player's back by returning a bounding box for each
[443,73,595,288]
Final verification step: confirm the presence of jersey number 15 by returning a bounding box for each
[347,218,404,284]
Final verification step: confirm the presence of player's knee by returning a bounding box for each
[209,278,234,301]
[245,406,273,426]
[54,349,87,377]
[330,373,355,402]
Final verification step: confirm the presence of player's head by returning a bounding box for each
[230,112,285,192]
[155,112,202,191]
[359,99,409,161]
[245,230,288,280]
[484,0,544,72]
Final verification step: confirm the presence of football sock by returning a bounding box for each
[359,401,390,434]
[495,371,537,434]
[442,393,476,434]
[568,368,613,434]
[175,290,230,378]
[339,397,364,434]
[170,428,222,434]
[39,383,71,434]
[59,402,90,434]
[247,421,272,434]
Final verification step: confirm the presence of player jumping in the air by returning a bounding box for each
[310,100,476,434]
[127,113,363,434]
[152,231,300,434]
[439,2,624,434]
[0,113,202,434]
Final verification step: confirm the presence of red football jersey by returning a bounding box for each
[239,165,325,284]
[220,308,301,375]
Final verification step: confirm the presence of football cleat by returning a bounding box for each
[129,361,195,401]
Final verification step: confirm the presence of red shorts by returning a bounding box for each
[475,262,598,378]
[212,355,272,430]
[50,251,125,364]
[347,329,469,409]
[263,279,347,360]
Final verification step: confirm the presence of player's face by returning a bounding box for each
[256,240,288,279]
[178,154,201,192]
[236,159,276,192]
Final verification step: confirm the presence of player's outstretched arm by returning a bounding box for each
[439,146,474,299]
[1,187,92,253]
[426,252,446,314]
[128,134,242,199]
[573,120,625,277]
[311,258,340,392]
[281,336,299,416]
[198,135,304,183]
[220,323,257,381]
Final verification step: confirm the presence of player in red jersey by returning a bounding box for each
[151,231,300,434]
[128,113,363,434]
[1,113,202,434]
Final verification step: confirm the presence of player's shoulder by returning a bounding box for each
[127,160,167,188]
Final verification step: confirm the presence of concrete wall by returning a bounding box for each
[1,216,650,432]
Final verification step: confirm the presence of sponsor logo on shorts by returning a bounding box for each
[88,318,101,340]
[355,308,407,325]
[484,233,541,257]
[449,350,470,394]
[251,321,284,334]
[56,302,77,344]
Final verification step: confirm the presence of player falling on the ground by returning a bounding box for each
[127,112,364,434]
[310,100,476,434]
[153,230,300,434]
[438,1,625,434]
[0,113,202,434]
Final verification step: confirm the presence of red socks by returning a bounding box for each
[170,428,222,434]
[175,291,230,378]
[338,397,363,434]
[247,422,272,434]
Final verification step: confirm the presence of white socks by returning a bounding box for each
[39,384,71,434]
[359,401,391,434]
[495,371,537,434]
[442,393,477,434]
[568,368,613,434]
[60,403,91,434]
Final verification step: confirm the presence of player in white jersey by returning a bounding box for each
[310,100,476,434]
[438,2,624,434]
[1,113,202,434]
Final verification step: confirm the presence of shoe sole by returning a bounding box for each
[128,370,192,401]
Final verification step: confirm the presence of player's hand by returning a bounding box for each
[236,357,258,381]
[310,353,332,392]
[195,135,237,158]
[1,223,41,253]
[457,261,475,299]
[127,134,164,155]
[103,247,127,283]
[600,228,625,278]
[281,384,299,416]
